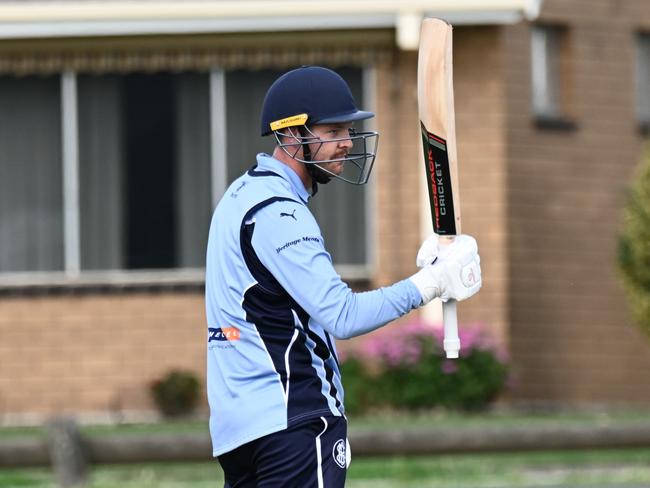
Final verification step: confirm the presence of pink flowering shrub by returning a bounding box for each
[340,321,508,413]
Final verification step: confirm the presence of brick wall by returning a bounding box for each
[374,51,423,287]
[450,26,510,351]
[0,293,206,420]
[373,2,650,406]
[504,0,650,405]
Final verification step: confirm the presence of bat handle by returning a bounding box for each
[443,300,460,358]
[439,235,460,358]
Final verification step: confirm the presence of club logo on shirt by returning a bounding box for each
[333,439,346,469]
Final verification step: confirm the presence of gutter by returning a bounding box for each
[0,0,544,49]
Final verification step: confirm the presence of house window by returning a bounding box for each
[77,72,212,271]
[530,25,574,128]
[0,67,371,276]
[636,33,650,129]
[0,76,64,272]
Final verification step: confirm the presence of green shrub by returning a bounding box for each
[150,369,200,417]
[339,357,376,415]
[340,321,508,414]
[618,146,650,338]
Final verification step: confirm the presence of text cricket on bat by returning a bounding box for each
[420,122,457,236]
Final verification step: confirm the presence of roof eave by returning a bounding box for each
[0,0,544,49]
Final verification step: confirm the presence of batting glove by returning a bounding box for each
[409,234,482,305]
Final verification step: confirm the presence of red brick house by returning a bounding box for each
[1,0,649,422]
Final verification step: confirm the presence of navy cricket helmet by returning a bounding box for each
[260,66,374,136]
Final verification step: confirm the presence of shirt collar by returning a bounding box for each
[255,153,311,203]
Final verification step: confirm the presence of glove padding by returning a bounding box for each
[416,233,440,267]
[409,234,482,305]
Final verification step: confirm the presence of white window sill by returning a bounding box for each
[0,265,372,295]
[0,269,205,295]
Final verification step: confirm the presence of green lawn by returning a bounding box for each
[2,408,649,439]
[347,449,650,487]
[1,449,650,487]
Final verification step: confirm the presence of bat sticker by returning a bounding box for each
[420,122,457,235]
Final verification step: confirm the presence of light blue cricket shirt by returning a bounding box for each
[205,153,423,456]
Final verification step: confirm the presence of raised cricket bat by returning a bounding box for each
[417,18,462,359]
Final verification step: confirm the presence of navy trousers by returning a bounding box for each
[218,415,348,487]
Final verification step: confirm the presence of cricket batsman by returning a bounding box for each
[205,65,482,487]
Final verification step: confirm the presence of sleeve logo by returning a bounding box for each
[276,236,321,254]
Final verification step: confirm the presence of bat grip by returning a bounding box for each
[442,300,460,358]
[439,235,460,358]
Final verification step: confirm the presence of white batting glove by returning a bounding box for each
[416,233,440,267]
[409,234,482,305]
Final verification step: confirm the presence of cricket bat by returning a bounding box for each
[417,18,462,359]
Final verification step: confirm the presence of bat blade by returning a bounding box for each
[417,18,462,359]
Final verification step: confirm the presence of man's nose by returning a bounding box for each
[339,137,353,149]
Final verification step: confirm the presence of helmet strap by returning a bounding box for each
[298,126,312,162]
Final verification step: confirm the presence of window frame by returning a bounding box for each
[636,32,650,134]
[0,66,376,287]
[530,23,576,131]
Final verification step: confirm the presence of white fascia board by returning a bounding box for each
[0,0,544,41]
[434,10,525,25]
[0,15,397,39]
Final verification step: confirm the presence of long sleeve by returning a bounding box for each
[251,200,422,339]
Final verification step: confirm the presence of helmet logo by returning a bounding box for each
[270,113,308,132]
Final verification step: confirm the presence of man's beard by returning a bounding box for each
[307,163,333,184]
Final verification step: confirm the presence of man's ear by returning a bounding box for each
[277,127,299,143]
[275,127,304,159]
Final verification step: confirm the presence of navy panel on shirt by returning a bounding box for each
[303,324,342,410]
[240,200,333,423]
